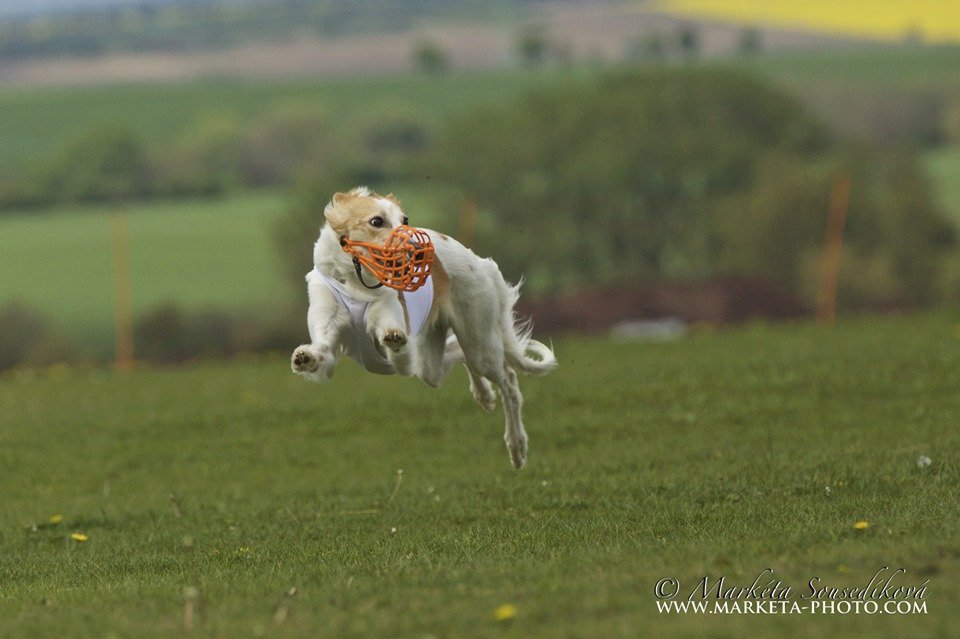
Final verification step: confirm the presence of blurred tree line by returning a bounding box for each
[282,68,956,312]
[0,100,431,210]
[1,67,957,372]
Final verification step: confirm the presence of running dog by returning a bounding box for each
[291,187,556,468]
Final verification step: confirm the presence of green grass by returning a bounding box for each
[732,44,960,90]
[1,314,958,637]
[925,145,960,225]
[0,71,560,172]
[0,192,289,352]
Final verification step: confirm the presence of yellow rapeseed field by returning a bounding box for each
[656,0,960,42]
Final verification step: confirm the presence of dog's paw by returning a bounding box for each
[291,345,324,374]
[505,432,528,470]
[381,329,408,353]
[469,375,497,413]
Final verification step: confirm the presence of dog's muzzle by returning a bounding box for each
[340,225,435,292]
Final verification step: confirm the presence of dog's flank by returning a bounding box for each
[291,186,556,468]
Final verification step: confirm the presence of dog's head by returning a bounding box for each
[324,186,408,244]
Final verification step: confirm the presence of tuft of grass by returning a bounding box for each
[0,314,958,637]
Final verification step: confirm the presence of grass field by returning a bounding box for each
[0,192,289,351]
[735,44,960,90]
[0,72,559,173]
[1,314,958,637]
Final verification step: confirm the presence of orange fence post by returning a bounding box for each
[817,172,851,326]
[110,209,134,372]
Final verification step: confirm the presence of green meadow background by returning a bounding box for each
[2,46,960,355]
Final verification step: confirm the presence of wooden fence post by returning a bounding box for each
[817,172,851,325]
[110,209,134,372]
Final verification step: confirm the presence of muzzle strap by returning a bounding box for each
[352,255,384,289]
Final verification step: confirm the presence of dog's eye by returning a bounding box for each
[370,216,384,228]
[402,217,409,225]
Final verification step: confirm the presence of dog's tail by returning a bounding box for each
[502,279,557,376]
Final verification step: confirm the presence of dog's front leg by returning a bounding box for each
[366,293,414,375]
[292,273,348,382]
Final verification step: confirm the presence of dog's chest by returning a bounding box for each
[315,270,433,375]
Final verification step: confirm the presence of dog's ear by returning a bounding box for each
[324,192,353,232]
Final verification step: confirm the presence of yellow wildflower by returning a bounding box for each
[47,514,63,525]
[494,604,517,622]
[853,520,870,531]
[70,533,89,542]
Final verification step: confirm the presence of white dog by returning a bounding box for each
[291,187,556,468]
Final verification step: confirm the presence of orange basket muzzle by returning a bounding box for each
[340,225,436,292]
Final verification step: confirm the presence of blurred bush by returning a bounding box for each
[716,149,955,308]
[135,304,236,364]
[800,87,947,149]
[395,67,953,310]
[238,104,332,187]
[412,39,450,74]
[0,104,337,212]
[518,27,551,67]
[153,115,244,197]
[335,102,435,183]
[0,303,79,371]
[134,303,304,364]
[941,99,960,145]
[424,68,830,287]
[40,126,153,204]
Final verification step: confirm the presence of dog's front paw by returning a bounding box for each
[380,329,408,353]
[292,345,320,372]
[291,345,331,379]
[505,432,528,470]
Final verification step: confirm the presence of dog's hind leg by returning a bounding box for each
[466,366,497,413]
[418,328,496,418]
[464,349,526,468]
[493,366,527,469]
[424,330,496,411]
[417,323,455,388]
